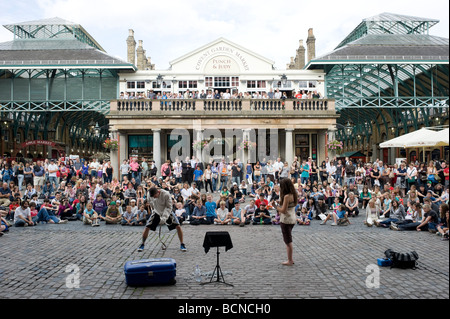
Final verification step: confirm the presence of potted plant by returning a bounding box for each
[192,140,209,150]
[326,140,343,153]
[238,139,257,151]
[103,138,119,150]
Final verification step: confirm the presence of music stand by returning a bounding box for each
[201,231,233,287]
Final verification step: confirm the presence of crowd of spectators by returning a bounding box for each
[0,154,448,241]
[118,88,322,100]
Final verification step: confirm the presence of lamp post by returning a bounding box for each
[156,74,164,88]
[280,74,287,87]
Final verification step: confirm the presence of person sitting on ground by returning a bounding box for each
[214,201,230,225]
[58,198,75,220]
[7,198,19,221]
[364,198,380,227]
[121,205,137,226]
[205,194,217,224]
[379,192,392,218]
[345,192,359,217]
[296,206,311,225]
[0,182,12,209]
[255,193,269,209]
[436,203,449,240]
[229,201,242,225]
[0,215,8,236]
[174,202,187,225]
[220,186,230,198]
[391,201,423,231]
[28,202,38,223]
[134,203,148,226]
[36,198,67,224]
[375,198,406,228]
[92,194,108,218]
[253,202,272,225]
[190,199,207,225]
[244,200,258,224]
[42,181,54,199]
[414,203,439,233]
[231,183,244,203]
[225,194,235,213]
[103,201,122,224]
[303,197,317,220]
[360,186,372,209]
[325,202,351,226]
[83,202,100,227]
[14,200,35,227]
[316,197,328,220]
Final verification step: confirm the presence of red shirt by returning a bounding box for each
[255,199,268,208]
[444,167,449,181]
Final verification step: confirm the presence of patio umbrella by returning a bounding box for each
[435,128,449,145]
[379,128,438,148]
[379,128,444,162]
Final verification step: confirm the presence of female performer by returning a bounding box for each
[276,178,298,266]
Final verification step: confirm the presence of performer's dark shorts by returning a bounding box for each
[280,223,294,244]
[145,211,180,231]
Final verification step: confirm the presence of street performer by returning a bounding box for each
[137,187,187,252]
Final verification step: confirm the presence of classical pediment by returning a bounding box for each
[169,38,275,74]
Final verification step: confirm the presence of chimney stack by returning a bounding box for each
[306,28,316,63]
[296,39,306,69]
[136,40,145,70]
[126,29,136,65]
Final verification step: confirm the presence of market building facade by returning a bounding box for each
[108,33,338,175]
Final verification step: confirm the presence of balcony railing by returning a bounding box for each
[110,98,335,114]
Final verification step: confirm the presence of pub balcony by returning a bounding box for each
[109,98,335,116]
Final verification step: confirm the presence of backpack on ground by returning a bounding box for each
[384,249,419,269]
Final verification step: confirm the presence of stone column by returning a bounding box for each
[195,129,203,163]
[153,129,161,177]
[109,130,118,179]
[372,143,378,163]
[318,130,327,164]
[118,132,127,164]
[285,128,294,166]
[327,129,337,160]
[242,129,251,165]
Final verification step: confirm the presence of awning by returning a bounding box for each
[380,128,449,148]
[339,151,366,157]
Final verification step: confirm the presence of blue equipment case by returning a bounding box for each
[124,258,177,286]
[377,258,393,267]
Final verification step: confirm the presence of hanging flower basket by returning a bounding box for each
[192,140,209,150]
[103,138,119,150]
[327,140,343,152]
[238,139,257,151]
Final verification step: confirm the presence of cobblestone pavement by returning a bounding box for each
[0,208,448,299]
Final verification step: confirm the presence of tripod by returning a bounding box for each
[201,246,233,287]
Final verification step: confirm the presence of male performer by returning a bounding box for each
[137,187,187,252]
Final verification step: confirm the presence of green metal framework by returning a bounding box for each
[0,18,133,154]
[306,13,449,151]
[336,12,439,49]
[0,68,118,113]
[3,17,105,52]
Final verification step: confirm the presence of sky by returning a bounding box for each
[0,0,448,70]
